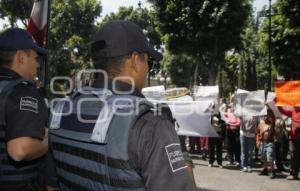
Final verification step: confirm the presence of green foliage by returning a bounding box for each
[0,0,34,27]
[100,6,162,50]
[48,0,101,76]
[163,52,195,87]
[224,53,240,92]
[262,0,300,80]
[224,17,271,92]
[149,0,251,85]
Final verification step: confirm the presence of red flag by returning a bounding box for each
[27,0,49,47]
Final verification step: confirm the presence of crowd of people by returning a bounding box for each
[188,102,300,180]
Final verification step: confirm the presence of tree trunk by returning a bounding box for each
[193,61,199,86]
[252,60,257,90]
[208,64,217,85]
[238,60,244,89]
[245,58,252,90]
[217,53,225,97]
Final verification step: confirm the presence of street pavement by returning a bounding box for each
[191,155,300,191]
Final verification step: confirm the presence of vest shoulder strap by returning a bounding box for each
[91,94,153,144]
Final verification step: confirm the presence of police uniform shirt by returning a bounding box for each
[0,67,48,143]
[94,80,195,191]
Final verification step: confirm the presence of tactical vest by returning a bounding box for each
[0,79,40,187]
[49,88,153,191]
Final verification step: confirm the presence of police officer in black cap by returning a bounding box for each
[49,20,195,191]
[0,28,49,190]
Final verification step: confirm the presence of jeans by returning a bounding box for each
[240,135,255,168]
[260,142,275,162]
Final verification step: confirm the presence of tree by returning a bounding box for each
[163,52,195,87]
[224,53,240,92]
[268,0,300,80]
[0,0,34,27]
[149,0,251,85]
[48,0,102,76]
[100,6,162,52]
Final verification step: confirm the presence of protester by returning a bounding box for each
[274,118,288,171]
[282,117,292,162]
[200,137,209,160]
[48,20,195,190]
[208,113,225,168]
[257,108,276,179]
[240,115,260,172]
[278,106,300,180]
[0,28,49,190]
[222,103,241,166]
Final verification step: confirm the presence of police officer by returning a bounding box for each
[0,28,49,190]
[49,20,195,191]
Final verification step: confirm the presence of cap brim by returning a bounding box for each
[148,47,162,61]
[33,45,48,55]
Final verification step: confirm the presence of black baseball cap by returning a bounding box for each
[0,28,47,55]
[91,20,162,61]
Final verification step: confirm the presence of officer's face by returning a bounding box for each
[22,50,39,81]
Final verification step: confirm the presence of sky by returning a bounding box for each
[253,0,275,12]
[0,0,276,27]
[101,0,276,16]
[100,0,151,17]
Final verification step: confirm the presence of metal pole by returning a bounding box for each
[44,0,51,87]
[148,70,151,87]
[268,0,272,91]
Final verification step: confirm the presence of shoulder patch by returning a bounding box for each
[165,143,187,172]
[20,96,38,113]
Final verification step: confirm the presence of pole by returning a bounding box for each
[44,0,51,87]
[268,0,272,91]
[148,70,151,87]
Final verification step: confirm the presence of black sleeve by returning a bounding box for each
[5,84,48,142]
[128,112,194,191]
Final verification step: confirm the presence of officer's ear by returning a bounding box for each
[130,52,140,73]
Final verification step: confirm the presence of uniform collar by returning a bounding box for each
[0,67,22,80]
[92,79,145,98]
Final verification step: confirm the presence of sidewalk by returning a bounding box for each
[192,155,300,191]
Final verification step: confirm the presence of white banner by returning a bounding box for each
[167,97,218,137]
[194,86,219,103]
[236,89,249,94]
[234,90,266,117]
[142,86,219,137]
[142,86,165,101]
[267,92,275,103]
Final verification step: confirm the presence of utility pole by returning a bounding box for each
[268,0,272,91]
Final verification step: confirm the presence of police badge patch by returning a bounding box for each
[165,143,187,172]
[20,97,38,113]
